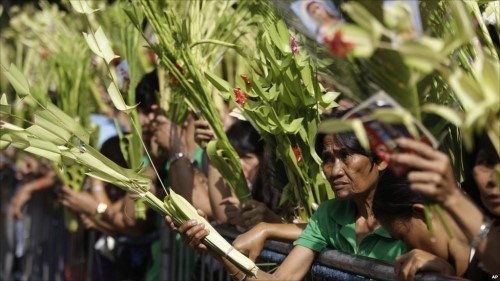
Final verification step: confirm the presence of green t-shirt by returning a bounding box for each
[294,199,405,264]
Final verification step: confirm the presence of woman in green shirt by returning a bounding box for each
[167,129,405,280]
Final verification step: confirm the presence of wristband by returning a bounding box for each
[91,185,104,193]
[94,202,108,220]
[169,152,185,165]
[470,218,493,249]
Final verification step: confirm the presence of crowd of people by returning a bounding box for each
[1,62,498,281]
[0,1,499,279]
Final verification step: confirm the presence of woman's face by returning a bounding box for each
[473,149,500,216]
[321,134,385,199]
[239,152,260,187]
[307,2,331,23]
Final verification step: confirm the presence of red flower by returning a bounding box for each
[147,51,157,65]
[111,57,122,66]
[234,87,249,107]
[292,146,303,164]
[324,30,354,57]
[169,62,184,86]
[174,63,184,74]
[39,49,49,59]
[290,36,299,55]
[240,74,253,89]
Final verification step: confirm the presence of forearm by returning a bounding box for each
[442,191,500,272]
[208,164,233,224]
[217,244,314,281]
[26,171,58,192]
[89,182,112,206]
[443,190,486,244]
[264,223,306,242]
[169,157,212,218]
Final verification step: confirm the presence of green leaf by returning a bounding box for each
[276,20,292,54]
[44,102,90,143]
[267,21,291,55]
[205,71,232,99]
[3,64,31,98]
[320,91,340,109]
[0,140,10,150]
[33,112,72,144]
[0,93,11,118]
[343,2,384,42]
[449,1,475,43]
[69,0,99,14]
[0,93,8,105]
[26,137,62,163]
[340,25,376,58]
[0,122,30,145]
[446,69,483,111]
[317,118,369,150]
[397,37,445,73]
[107,82,136,113]
[123,5,142,29]
[421,104,464,127]
[83,27,118,65]
[26,125,68,145]
[206,140,250,201]
[477,53,500,102]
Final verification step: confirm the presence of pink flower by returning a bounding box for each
[234,87,249,106]
[291,36,299,55]
[324,30,354,57]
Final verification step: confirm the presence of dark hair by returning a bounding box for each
[135,69,159,114]
[226,120,284,214]
[99,135,127,200]
[373,172,424,224]
[226,120,264,155]
[315,110,375,161]
[100,136,128,168]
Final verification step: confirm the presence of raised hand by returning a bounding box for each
[152,115,184,154]
[194,119,215,147]
[389,138,460,207]
[165,209,210,252]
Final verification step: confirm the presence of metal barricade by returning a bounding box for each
[160,225,467,281]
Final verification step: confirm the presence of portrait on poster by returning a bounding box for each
[291,0,343,43]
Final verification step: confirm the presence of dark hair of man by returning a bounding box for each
[99,135,128,200]
[226,120,264,156]
[372,173,424,224]
[135,69,159,114]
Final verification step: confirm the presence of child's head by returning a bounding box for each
[226,120,264,186]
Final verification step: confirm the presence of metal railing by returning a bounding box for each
[160,225,467,281]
